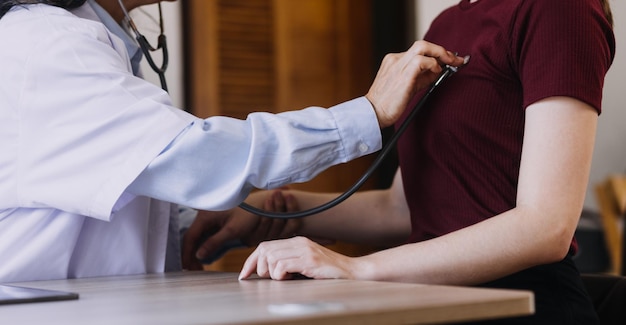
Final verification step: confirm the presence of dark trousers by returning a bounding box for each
[460,255,599,325]
[581,273,626,325]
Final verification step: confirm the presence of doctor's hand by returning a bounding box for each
[366,40,466,128]
[239,236,358,281]
[181,190,301,270]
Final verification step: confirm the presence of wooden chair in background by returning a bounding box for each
[594,174,626,275]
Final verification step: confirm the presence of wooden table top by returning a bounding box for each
[1,271,534,324]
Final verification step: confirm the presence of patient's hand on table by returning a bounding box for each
[239,236,356,281]
[181,190,301,270]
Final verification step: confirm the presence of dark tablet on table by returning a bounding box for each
[0,284,78,305]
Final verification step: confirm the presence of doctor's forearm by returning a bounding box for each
[126,98,382,211]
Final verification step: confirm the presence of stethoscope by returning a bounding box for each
[116,0,465,220]
[239,60,467,219]
[117,0,169,92]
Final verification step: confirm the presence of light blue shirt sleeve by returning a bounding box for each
[127,97,381,210]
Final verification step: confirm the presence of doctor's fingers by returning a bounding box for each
[381,40,463,85]
[366,43,463,128]
[243,191,300,245]
[194,222,248,262]
[405,40,465,67]
[262,191,301,239]
[250,190,288,243]
[181,211,224,270]
[189,210,251,262]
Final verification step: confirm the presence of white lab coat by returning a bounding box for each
[0,4,381,282]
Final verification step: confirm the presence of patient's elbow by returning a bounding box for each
[539,222,577,264]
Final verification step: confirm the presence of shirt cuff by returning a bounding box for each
[328,96,382,162]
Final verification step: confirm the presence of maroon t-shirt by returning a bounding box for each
[396,0,615,247]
